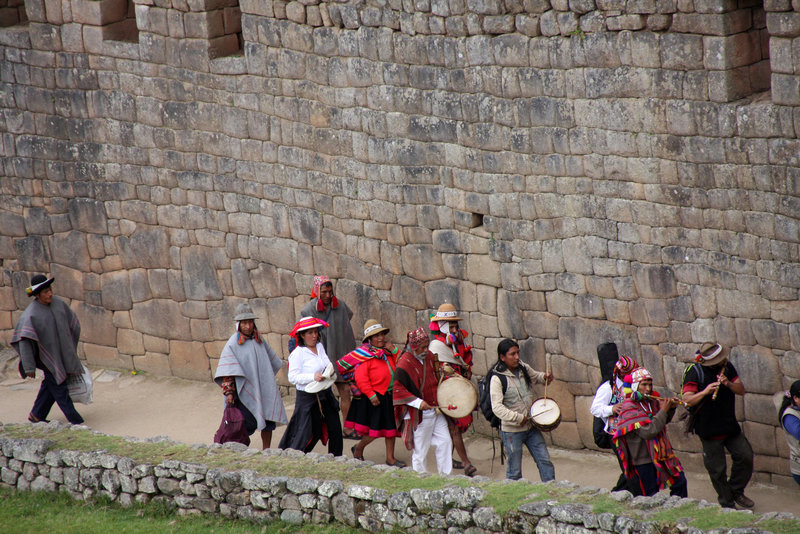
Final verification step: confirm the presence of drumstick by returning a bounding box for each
[544,354,550,400]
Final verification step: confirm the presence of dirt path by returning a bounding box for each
[1,356,796,516]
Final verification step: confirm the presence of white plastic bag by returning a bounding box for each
[67,365,93,404]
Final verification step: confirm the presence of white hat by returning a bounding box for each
[305,363,335,394]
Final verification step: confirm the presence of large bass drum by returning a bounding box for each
[436,375,478,418]
[529,397,561,432]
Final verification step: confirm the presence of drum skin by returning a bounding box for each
[529,397,561,432]
[436,375,478,418]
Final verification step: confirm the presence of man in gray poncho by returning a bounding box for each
[12,274,84,424]
[299,276,357,438]
[215,302,287,449]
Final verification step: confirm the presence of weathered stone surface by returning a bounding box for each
[559,318,641,366]
[181,247,223,301]
[631,263,677,298]
[118,227,171,269]
[131,299,192,341]
[100,271,132,311]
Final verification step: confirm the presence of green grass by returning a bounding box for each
[0,486,361,534]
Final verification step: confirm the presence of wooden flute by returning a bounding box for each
[639,392,690,408]
[711,368,726,400]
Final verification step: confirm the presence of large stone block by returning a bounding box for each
[659,33,704,70]
[13,236,51,273]
[131,299,192,341]
[730,345,782,394]
[83,343,132,370]
[169,340,210,380]
[423,279,477,312]
[401,244,445,281]
[390,276,426,310]
[50,264,84,301]
[73,301,116,347]
[100,271,132,311]
[267,296,295,334]
[51,231,91,272]
[631,263,677,298]
[549,421,582,449]
[180,247,223,301]
[559,317,641,367]
[117,227,171,269]
[117,328,145,356]
[497,289,525,339]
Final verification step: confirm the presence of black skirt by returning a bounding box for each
[344,392,399,438]
[279,388,342,456]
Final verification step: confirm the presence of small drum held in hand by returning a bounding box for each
[436,375,478,418]
[529,397,561,432]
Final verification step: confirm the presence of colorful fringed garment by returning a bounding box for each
[611,395,684,493]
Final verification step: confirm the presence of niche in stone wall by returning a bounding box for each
[0,0,26,26]
[205,0,242,59]
[103,0,138,42]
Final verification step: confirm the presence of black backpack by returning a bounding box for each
[478,367,507,428]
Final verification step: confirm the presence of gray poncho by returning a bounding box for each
[12,297,82,384]
[214,331,288,428]
[299,298,357,369]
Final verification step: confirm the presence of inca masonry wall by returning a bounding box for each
[0,0,798,481]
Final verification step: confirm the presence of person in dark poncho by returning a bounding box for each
[12,274,84,425]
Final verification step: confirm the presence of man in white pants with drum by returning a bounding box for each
[489,338,556,481]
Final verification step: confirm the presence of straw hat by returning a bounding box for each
[695,342,727,367]
[233,303,258,321]
[362,319,389,342]
[431,303,461,322]
[305,363,336,394]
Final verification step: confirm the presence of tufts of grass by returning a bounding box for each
[0,486,361,534]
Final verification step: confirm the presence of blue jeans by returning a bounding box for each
[501,427,555,482]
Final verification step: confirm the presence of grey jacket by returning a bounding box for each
[489,362,547,433]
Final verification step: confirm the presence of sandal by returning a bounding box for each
[351,445,364,461]
[464,464,477,477]
[28,413,48,423]
[452,459,464,469]
[343,430,360,440]
[386,459,407,468]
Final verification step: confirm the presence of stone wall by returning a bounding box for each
[0,0,799,479]
[2,430,796,532]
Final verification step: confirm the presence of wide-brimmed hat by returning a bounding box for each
[305,363,335,394]
[26,274,54,297]
[290,316,329,339]
[362,319,389,342]
[695,343,727,367]
[431,303,461,322]
[233,303,258,322]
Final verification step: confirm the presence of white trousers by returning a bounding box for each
[412,409,453,475]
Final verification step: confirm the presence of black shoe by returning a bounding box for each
[734,494,754,509]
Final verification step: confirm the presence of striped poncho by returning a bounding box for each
[611,394,684,492]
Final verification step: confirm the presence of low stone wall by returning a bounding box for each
[1,425,797,533]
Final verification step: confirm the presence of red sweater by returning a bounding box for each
[354,352,396,399]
